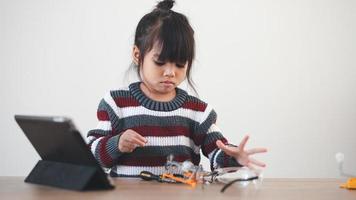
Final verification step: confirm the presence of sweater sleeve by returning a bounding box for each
[87,92,124,168]
[198,105,243,171]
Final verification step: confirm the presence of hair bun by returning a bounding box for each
[156,0,175,11]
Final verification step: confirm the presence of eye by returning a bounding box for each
[176,63,185,68]
[154,60,165,66]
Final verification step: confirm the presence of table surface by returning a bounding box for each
[1,177,355,200]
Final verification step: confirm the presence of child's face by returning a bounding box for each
[137,45,188,95]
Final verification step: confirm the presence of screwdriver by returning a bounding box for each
[139,171,176,183]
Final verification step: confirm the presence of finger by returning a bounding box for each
[124,136,145,147]
[122,139,134,148]
[131,137,147,147]
[246,162,256,171]
[121,145,134,153]
[249,157,266,167]
[238,135,249,151]
[123,143,136,150]
[216,140,238,156]
[131,131,148,143]
[246,148,268,155]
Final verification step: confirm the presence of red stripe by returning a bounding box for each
[117,155,200,166]
[194,134,206,146]
[114,97,140,108]
[97,110,110,121]
[203,138,228,155]
[99,136,114,167]
[182,101,206,112]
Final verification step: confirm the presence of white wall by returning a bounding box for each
[1,0,355,178]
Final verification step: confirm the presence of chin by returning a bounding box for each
[157,86,175,93]
[158,88,174,94]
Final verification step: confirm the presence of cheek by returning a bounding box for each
[178,68,188,78]
[141,63,162,79]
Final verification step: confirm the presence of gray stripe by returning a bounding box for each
[163,103,168,111]
[106,134,123,159]
[114,115,199,133]
[215,149,242,168]
[203,131,225,146]
[198,109,217,134]
[129,82,188,111]
[87,129,112,137]
[97,99,121,130]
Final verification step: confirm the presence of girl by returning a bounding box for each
[87,0,267,177]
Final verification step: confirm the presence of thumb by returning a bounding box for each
[216,140,225,149]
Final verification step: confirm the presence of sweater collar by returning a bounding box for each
[129,82,187,111]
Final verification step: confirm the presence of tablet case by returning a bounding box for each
[15,115,114,191]
[25,160,114,191]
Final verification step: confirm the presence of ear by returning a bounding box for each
[132,45,140,65]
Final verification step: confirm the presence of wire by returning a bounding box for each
[220,176,259,193]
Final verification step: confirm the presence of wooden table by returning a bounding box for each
[0,177,355,200]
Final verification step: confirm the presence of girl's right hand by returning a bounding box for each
[118,129,148,153]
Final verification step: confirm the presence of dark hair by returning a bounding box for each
[131,0,197,94]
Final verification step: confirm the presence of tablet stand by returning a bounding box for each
[25,160,114,191]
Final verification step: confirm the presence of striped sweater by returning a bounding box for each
[87,82,241,177]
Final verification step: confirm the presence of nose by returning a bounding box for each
[163,63,175,77]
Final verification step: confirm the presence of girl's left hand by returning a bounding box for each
[216,135,267,170]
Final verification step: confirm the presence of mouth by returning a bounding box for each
[160,81,175,86]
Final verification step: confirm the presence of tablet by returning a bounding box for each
[14,115,114,190]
